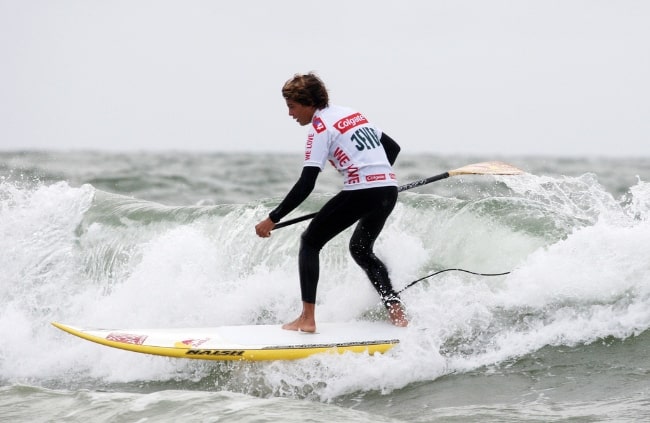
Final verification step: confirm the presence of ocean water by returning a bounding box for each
[1,151,649,422]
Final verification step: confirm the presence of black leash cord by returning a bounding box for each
[397,268,510,294]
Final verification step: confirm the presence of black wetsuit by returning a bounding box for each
[269,133,402,308]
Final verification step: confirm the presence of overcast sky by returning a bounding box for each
[1,0,649,157]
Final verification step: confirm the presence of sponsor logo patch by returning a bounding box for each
[312,117,326,133]
[334,112,368,134]
[366,173,387,182]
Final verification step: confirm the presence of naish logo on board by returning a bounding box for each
[334,112,368,134]
[186,349,245,357]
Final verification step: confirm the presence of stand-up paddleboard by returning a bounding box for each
[52,321,405,361]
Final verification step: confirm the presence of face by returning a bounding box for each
[286,100,316,126]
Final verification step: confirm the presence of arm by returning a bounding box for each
[269,166,319,223]
[381,132,401,165]
[255,166,320,237]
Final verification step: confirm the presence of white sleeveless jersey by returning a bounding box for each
[304,105,398,190]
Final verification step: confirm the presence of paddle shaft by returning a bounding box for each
[273,171,450,230]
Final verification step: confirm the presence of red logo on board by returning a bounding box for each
[106,332,148,345]
[180,338,209,348]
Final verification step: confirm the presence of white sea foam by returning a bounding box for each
[1,158,649,408]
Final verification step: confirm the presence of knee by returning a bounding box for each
[300,233,320,256]
[349,239,369,264]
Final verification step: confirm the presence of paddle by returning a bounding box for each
[273,161,523,230]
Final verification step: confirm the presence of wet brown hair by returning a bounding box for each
[282,72,329,109]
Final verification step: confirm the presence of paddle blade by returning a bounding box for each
[448,161,524,176]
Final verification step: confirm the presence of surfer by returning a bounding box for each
[255,72,408,332]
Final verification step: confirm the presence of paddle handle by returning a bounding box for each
[273,171,450,230]
[274,212,318,229]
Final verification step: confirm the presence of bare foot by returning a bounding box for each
[282,315,316,333]
[388,302,408,327]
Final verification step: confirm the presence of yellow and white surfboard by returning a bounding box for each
[52,321,405,361]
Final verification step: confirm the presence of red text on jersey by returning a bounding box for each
[305,133,314,161]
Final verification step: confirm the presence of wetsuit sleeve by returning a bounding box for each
[381,132,401,165]
[268,166,320,223]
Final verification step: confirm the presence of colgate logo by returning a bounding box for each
[366,174,387,182]
[334,113,368,134]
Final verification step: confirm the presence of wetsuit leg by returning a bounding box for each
[298,237,320,304]
[298,190,369,304]
[348,187,401,307]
